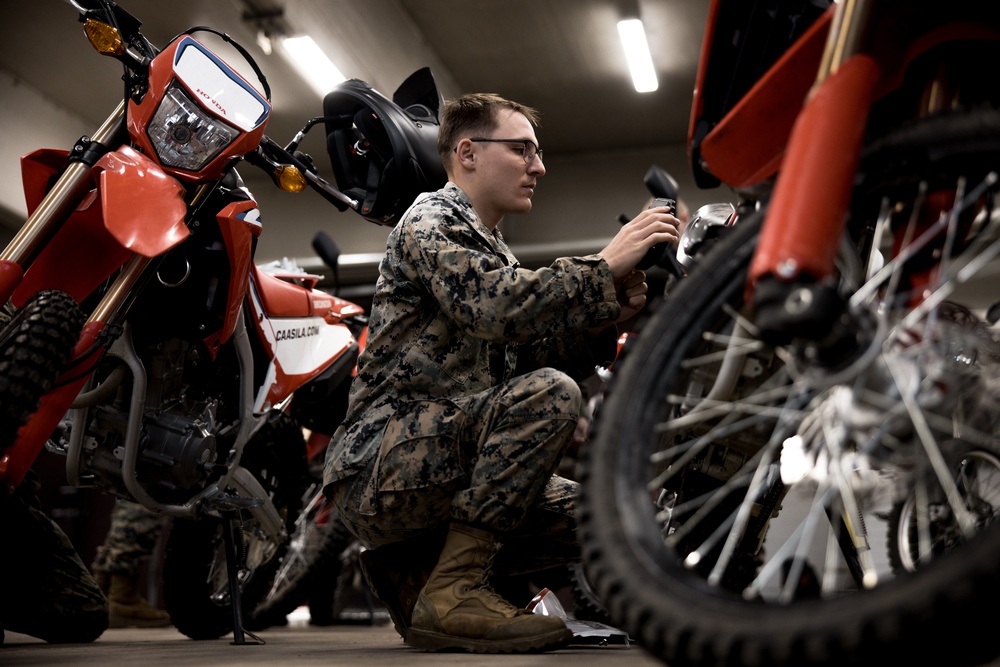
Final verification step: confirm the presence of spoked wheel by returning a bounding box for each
[247,490,355,629]
[163,412,308,639]
[161,516,273,640]
[888,446,1000,573]
[580,108,1000,667]
[0,290,84,452]
[308,539,368,625]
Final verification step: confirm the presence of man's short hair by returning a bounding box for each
[437,93,540,167]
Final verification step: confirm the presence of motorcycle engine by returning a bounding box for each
[71,338,224,503]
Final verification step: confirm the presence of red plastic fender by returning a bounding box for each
[11,147,190,307]
[96,146,189,256]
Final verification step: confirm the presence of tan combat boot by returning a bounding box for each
[406,523,573,653]
[107,573,172,628]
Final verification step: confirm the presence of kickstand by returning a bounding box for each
[223,516,264,645]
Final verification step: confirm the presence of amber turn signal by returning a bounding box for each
[273,165,307,193]
[83,19,125,57]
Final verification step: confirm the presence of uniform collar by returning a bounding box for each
[443,182,509,247]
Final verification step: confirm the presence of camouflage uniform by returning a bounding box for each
[91,499,171,628]
[91,499,166,578]
[0,470,108,644]
[323,182,620,574]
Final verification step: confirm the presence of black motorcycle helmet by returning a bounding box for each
[324,67,447,226]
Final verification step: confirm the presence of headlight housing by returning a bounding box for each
[147,81,239,172]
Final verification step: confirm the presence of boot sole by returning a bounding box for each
[405,626,573,653]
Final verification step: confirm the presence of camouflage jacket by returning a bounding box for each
[323,182,621,486]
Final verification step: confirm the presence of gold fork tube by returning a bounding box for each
[816,0,873,85]
[0,101,126,268]
[87,254,153,325]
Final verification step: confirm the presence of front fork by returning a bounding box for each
[747,0,879,340]
[0,100,127,493]
[0,102,126,303]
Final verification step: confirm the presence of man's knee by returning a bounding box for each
[516,368,583,420]
[552,372,583,413]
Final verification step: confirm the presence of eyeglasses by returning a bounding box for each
[468,138,543,163]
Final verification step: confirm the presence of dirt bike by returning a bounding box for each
[580,1,1000,666]
[0,0,443,642]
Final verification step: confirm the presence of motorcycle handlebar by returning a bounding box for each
[253,136,356,212]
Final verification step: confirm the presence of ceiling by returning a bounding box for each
[0,0,708,160]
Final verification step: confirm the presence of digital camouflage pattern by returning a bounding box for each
[324,182,621,557]
[0,471,108,644]
[92,499,167,577]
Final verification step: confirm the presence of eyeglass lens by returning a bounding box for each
[521,141,542,163]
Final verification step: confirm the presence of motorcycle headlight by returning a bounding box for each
[147,81,239,171]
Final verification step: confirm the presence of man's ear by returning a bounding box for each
[454,138,476,170]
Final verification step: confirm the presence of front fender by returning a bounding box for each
[13,146,190,307]
[97,146,189,256]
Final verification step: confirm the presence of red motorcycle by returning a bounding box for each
[582,2,1000,666]
[0,0,442,641]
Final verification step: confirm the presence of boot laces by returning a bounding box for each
[476,543,521,613]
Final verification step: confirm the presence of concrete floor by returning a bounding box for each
[1,615,660,667]
[9,611,1000,667]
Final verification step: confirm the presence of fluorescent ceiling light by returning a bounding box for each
[280,35,346,97]
[617,19,658,93]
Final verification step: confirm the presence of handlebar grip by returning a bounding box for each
[636,197,680,273]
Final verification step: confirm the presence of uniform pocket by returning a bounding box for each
[375,400,466,492]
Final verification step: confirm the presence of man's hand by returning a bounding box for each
[615,268,648,323]
[599,206,680,281]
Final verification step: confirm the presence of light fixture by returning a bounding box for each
[241,5,285,58]
[256,29,273,56]
[617,18,658,93]
[280,35,346,98]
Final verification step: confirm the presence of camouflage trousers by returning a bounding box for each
[0,470,108,644]
[91,499,167,578]
[329,368,582,575]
